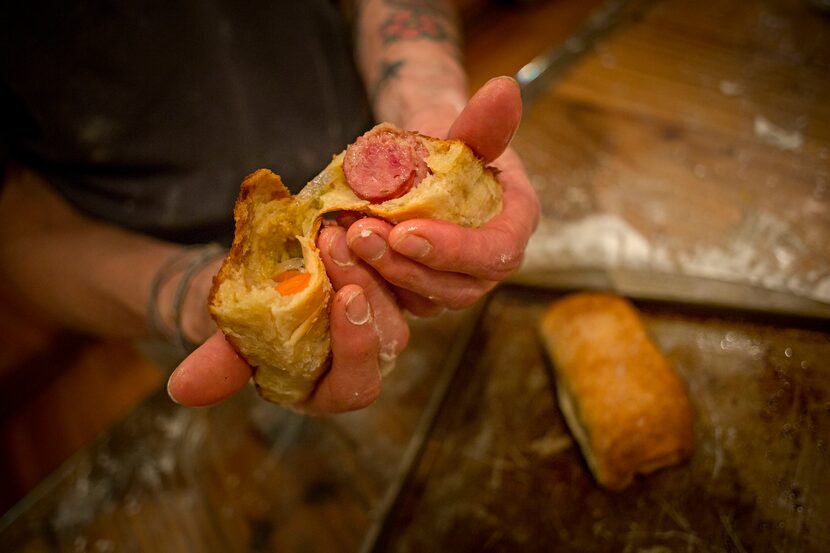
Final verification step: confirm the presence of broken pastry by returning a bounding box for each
[209,124,502,405]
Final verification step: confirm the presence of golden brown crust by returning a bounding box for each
[210,170,289,303]
[209,124,502,405]
[539,293,694,490]
[209,169,333,404]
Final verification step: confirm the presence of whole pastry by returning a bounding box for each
[540,293,694,490]
[209,124,502,405]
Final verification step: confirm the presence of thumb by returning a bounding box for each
[448,76,523,163]
[167,331,252,407]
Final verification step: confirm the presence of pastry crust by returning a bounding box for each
[539,293,694,490]
[210,124,502,405]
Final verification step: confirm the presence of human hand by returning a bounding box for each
[166,233,407,414]
[167,281,392,414]
[167,77,538,414]
[165,236,404,415]
[341,76,539,317]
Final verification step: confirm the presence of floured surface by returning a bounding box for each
[522,212,830,304]
[515,0,830,307]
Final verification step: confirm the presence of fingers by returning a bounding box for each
[319,225,410,361]
[336,210,364,228]
[296,285,382,415]
[392,286,446,318]
[346,218,496,310]
[390,220,522,281]
[168,288,386,414]
[448,76,523,163]
[390,79,535,282]
[388,149,539,281]
[167,331,253,407]
[168,289,386,415]
[168,226,408,413]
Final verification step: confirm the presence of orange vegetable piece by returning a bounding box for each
[273,270,302,283]
[273,271,311,296]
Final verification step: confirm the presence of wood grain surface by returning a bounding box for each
[515,0,830,307]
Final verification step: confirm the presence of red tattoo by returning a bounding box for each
[381,9,448,43]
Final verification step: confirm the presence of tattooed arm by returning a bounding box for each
[168,1,539,413]
[353,0,467,134]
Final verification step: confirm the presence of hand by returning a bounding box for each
[342,76,539,317]
[167,76,539,414]
[167,283,389,414]
[166,282,395,414]
[167,239,405,415]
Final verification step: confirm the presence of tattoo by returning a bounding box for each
[373,59,406,99]
[363,1,459,98]
[380,0,451,44]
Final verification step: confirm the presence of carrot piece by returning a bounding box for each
[273,270,303,283]
[274,272,311,296]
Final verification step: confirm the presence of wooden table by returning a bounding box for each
[514,0,830,315]
[2,0,828,551]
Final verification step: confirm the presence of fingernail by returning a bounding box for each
[489,75,520,89]
[350,229,387,261]
[328,228,355,267]
[392,234,432,259]
[167,372,182,405]
[345,289,372,325]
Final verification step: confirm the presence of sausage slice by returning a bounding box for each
[343,125,429,203]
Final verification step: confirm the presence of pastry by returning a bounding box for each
[209,124,502,404]
[539,293,694,490]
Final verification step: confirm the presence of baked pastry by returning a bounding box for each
[209,124,502,405]
[539,293,694,490]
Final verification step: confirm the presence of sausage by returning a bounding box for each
[343,124,429,203]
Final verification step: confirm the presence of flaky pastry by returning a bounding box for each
[209,124,502,404]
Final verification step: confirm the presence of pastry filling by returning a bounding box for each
[273,270,310,296]
[271,257,309,296]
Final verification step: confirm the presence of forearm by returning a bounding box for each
[355,0,468,132]
[0,165,218,343]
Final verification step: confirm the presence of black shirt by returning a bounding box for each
[1,0,373,243]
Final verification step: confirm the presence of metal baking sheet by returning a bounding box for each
[370,286,830,552]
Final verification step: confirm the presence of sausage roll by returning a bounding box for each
[209,124,502,405]
[539,293,694,490]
